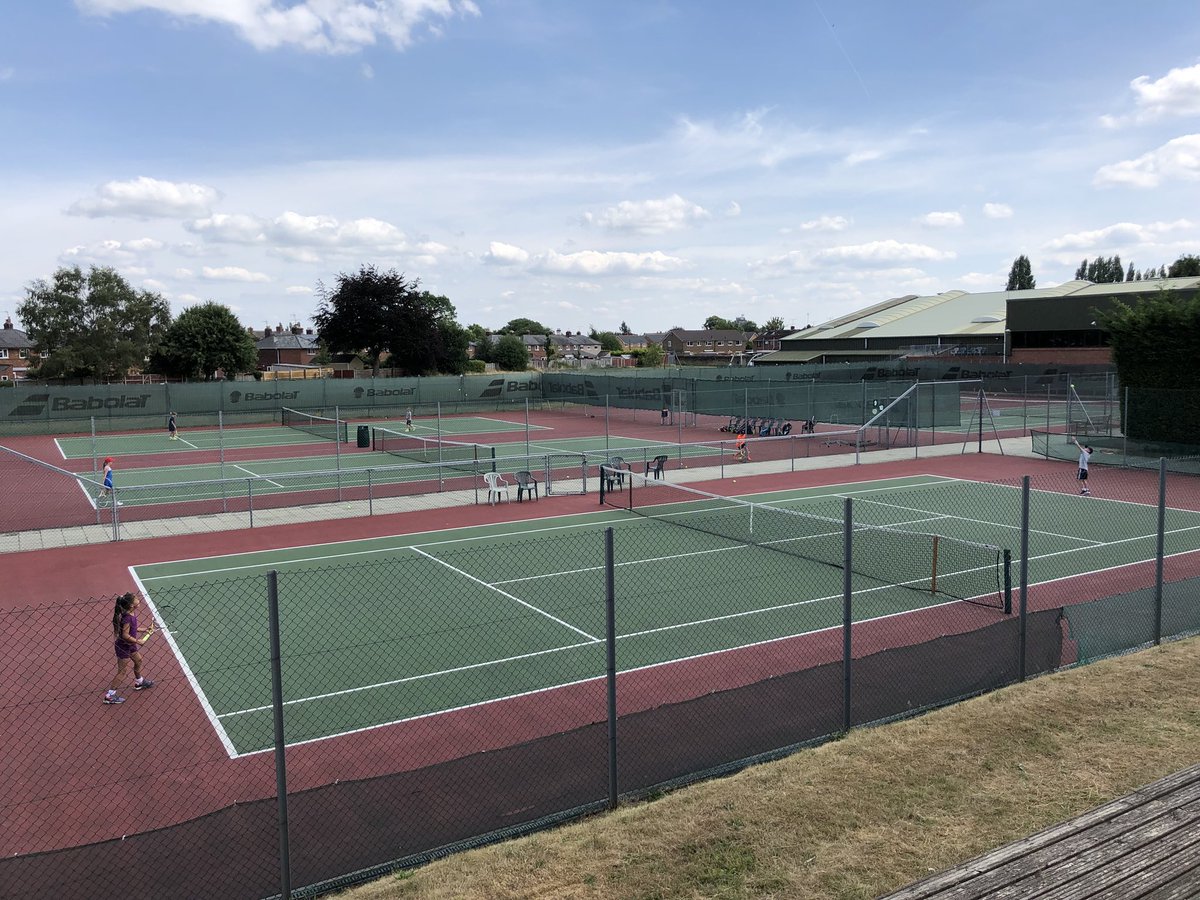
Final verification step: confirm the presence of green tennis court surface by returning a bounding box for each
[71,435,722,507]
[55,414,542,460]
[130,474,1200,757]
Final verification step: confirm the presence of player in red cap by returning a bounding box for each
[97,457,121,507]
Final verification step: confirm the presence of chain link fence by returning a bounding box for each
[4,462,1199,899]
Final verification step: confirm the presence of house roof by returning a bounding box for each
[256,332,318,350]
[665,329,747,342]
[0,321,35,350]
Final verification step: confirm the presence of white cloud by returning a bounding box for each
[59,238,164,264]
[956,271,1004,289]
[360,62,374,79]
[535,249,686,276]
[726,201,741,218]
[75,0,481,54]
[1102,63,1200,126]
[982,202,1013,219]
[68,176,219,219]
[185,210,413,254]
[200,266,270,282]
[799,215,849,232]
[1093,134,1200,187]
[813,240,956,266]
[285,285,313,295]
[483,242,529,265]
[583,194,710,234]
[1044,219,1195,251]
[919,211,964,228]
[173,267,193,278]
[141,278,168,291]
[844,149,884,166]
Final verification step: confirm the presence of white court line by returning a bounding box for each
[224,552,990,756]
[229,463,285,488]
[411,546,600,641]
[129,567,239,759]
[218,527,1200,757]
[131,474,963,581]
[842,496,1104,547]
[175,436,200,449]
[220,637,599,719]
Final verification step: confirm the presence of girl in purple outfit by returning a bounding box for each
[104,592,155,704]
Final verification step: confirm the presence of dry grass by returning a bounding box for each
[337,637,1200,900]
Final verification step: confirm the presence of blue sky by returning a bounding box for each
[2,1,1199,335]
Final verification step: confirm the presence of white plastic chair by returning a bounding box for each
[483,471,510,505]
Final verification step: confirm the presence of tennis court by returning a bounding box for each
[130,473,1200,757]
[54,413,541,460]
[70,433,734,508]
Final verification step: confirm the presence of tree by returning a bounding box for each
[763,316,786,332]
[500,317,549,336]
[1005,255,1036,291]
[491,334,529,370]
[1098,289,1200,441]
[593,331,624,353]
[619,320,631,334]
[313,266,467,377]
[638,342,665,367]
[1075,255,1124,283]
[703,315,735,330]
[1168,255,1200,278]
[150,302,258,380]
[18,265,171,381]
[731,315,758,332]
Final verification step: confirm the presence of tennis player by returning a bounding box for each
[167,411,178,441]
[735,432,750,462]
[104,592,155,704]
[405,407,414,432]
[96,457,121,507]
[1073,437,1093,495]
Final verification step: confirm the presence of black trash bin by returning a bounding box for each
[357,425,371,449]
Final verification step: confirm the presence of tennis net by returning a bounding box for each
[372,426,496,470]
[281,407,349,443]
[601,468,1011,611]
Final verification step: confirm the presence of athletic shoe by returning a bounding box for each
[103,694,125,704]
[115,501,123,507]
[1083,489,1091,495]
[134,679,155,691]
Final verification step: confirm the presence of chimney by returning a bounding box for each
[291,323,303,334]
[275,323,283,334]
[305,328,313,335]
[3,318,12,330]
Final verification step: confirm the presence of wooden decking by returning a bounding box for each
[881,764,1200,899]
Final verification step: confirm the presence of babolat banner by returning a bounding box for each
[0,373,543,435]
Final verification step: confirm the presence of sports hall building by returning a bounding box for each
[755,277,1200,368]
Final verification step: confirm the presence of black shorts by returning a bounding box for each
[1078,468,1088,481]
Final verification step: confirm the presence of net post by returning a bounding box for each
[598,466,607,505]
[1002,549,1013,615]
[266,570,292,900]
[930,535,939,595]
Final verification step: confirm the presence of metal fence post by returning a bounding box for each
[267,570,292,900]
[1020,476,1030,682]
[842,496,853,732]
[605,527,618,810]
[1155,458,1166,645]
